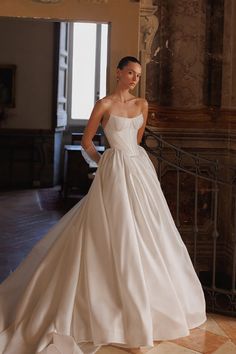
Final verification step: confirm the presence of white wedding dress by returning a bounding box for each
[0,113,206,354]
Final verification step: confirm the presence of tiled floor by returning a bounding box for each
[0,188,75,282]
[0,189,235,354]
[98,313,236,353]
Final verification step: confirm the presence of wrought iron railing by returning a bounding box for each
[142,127,236,316]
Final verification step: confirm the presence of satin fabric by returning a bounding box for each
[0,114,206,354]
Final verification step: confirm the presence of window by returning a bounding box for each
[69,22,108,122]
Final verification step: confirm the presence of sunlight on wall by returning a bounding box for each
[71,23,96,119]
[71,22,108,120]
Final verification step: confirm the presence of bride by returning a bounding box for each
[0,56,206,354]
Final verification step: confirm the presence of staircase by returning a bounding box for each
[142,128,236,316]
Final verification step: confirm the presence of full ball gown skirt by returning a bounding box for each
[0,114,206,354]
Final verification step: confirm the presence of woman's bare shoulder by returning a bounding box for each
[135,97,148,108]
[91,96,114,121]
[137,97,148,104]
[99,95,114,107]
[91,97,113,117]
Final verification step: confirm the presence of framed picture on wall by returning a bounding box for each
[0,65,16,108]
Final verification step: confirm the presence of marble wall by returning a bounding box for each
[222,0,236,108]
[154,0,206,107]
[144,0,229,110]
[140,0,236,289]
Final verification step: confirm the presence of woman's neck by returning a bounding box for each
[112,88,134,103]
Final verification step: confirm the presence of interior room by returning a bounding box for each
[0,1,235,354]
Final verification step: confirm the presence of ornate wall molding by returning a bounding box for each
[139,0,158,97]
[32,0,109,3]
[77,0,108,3]
[147,102,236,130]
[33,0,137,4]
[140,0,158,63]
[32,0,62,3]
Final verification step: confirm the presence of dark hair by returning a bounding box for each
[117,56,141,69]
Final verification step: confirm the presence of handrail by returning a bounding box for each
[142,127,236,316]
[143,128,236,187]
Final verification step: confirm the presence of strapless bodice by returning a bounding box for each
[103,114,143,156]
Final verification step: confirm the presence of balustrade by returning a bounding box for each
[142,128,236,316]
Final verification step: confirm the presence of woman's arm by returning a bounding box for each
[137,99,148,144]
[81,99,107,163]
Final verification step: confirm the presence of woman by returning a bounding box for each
[81,56,147,164]
[0,57,206,354]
